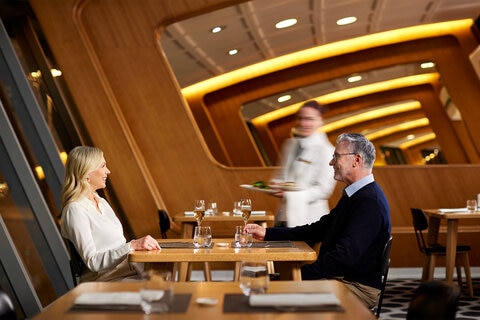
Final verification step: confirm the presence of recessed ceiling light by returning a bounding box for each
[211,26,225,33]
[336,16,357,26]
[347,75,362,83]
[275,18,297,29]
[420,62,435,69]
[228,49,239,56]
[407,134,415,140]
[277,95,291,103]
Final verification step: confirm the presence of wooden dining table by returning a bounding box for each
[172,214,275,238]
[32,280,377,320]
[129,238,317,282]
[423,209,480,283]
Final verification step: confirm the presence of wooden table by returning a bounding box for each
[129,239,316,281]
[172,214,275,238]
[32,280,376,320]
[423,209,480,283]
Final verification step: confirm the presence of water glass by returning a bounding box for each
[206,202,218,216]
[140,270,173,314]
[193,226,212,248]
[235,225,253,248]
[466,200,477,212]
[233,201,242,215]
[239,261,269,296]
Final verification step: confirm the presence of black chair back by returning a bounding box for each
[407,280,460,320]
[158,209,170,239]
[0,287,16,320]
[411,208,429,254]
[66,240,88,286]
[375,236,393,317]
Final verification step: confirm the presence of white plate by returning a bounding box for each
[216,242,229,247]
[196,297,218,306]
[239,184,276,194]
[268,184,304,191]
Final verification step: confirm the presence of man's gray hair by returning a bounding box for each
[337,133,376,168]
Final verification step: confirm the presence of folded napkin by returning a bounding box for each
[184,211,194,216]
[251,210,266,216]
[438,208,469,213]
[74,292,141,307]
[249,293,340,307]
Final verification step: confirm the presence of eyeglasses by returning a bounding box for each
[331,152,356,161]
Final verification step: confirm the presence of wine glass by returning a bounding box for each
[239,261,269,296]
[240,198,252,226]
[194,200,205,226]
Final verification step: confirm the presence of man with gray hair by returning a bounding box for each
[246,133,391,308]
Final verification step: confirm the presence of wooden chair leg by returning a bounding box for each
[455,259,463,289]
[462,253,474,297]
[422,255,432,282]
[203,262,211,281]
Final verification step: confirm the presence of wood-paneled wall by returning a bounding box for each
[30,0,480,268]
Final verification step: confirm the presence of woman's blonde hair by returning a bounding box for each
[61,146,103,209]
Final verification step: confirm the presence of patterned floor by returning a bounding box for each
[379,278,480,319]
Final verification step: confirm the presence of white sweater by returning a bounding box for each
[61,194,136,282]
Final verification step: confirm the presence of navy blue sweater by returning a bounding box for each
[265,181,391,289]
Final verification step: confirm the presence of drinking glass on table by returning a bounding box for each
[235,225,253,247]
[233,201,242,215]
[240,198,252,226]
[239,261,269,296]
[193,226,212,248]
[140,270,173,314]
[194,199,205,225]
[206,202,218,216]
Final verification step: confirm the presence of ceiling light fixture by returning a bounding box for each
[228,49,239,56]
[347,75,362,83]
[420,62,435,69]
[275,18,297,29]
[337,16,357,26]
[277,95,291,103]
[211,26,224,33]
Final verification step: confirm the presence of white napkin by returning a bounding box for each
[438,208,469,213]
[251,210,266,215]
[184,211,194,216]
[249,293,340,307]
[74,292,141,306]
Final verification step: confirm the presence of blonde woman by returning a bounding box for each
[60,146,160,282]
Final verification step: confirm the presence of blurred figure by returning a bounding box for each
[270,100,336,227]
[407,280,460,320]
[60,146,160,282]
[247,133,391,308]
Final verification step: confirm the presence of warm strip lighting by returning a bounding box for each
[321,101,422,133]
[181,19,471,97]
[400,132,436,149]
[276,18,297,29]
[251,73,439,126]
[364,118,430,141]
[337,16,357,26]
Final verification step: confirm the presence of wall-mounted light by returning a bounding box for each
[347,74,362,83]
[0,181,8,198]
[420,62,435,69]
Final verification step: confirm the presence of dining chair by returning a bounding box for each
[158,209,170,239]
[65,239,88,286]
[374,235,393,317]
[410,208,473,296]
[407,280,460,320]
[0,286,16,320]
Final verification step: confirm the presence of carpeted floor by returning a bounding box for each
[379,278,480,319]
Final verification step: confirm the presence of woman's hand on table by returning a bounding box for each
[130,235,161,250]
[245,223,266,240]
